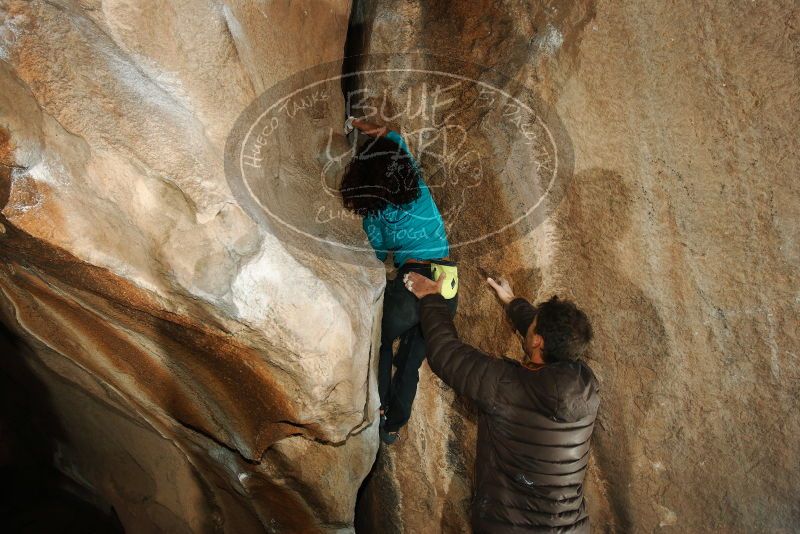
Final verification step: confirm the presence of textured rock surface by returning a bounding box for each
[2,0,799,533]
[1,1,382,532]
[350,1,800,533]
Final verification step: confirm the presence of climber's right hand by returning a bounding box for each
[487,277,515,305]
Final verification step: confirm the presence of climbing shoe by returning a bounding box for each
[380,426,399,445]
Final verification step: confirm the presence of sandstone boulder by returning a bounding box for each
[1,1,382,531]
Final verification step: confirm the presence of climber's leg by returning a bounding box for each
[377,267,424,413]
[384,324,426,433]
[379,328,415,443]
[378,313,405,413]
[384,283,459,433]
[396,327,414,366]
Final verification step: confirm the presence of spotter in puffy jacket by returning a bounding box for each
[407,272,600,533]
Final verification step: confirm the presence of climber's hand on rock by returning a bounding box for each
[487,276,514,305]
[403,272,444,299]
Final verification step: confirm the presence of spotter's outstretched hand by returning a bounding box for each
[487,276,515,304]
[404,272,444,299]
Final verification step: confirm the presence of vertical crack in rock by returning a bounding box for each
[339,2,406,531]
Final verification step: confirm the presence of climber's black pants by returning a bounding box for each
[378,262,458,433]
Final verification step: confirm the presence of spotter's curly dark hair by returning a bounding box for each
[339,136,421,217]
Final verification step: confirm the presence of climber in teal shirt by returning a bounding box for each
[361,129,450,266]
[340,118,458,444]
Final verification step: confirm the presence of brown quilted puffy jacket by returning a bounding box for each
[419,294,600,533]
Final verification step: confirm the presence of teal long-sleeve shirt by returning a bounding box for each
[362,130,449,267]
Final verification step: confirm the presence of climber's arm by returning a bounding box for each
[351,119,418,172]
[351,118,389,138]
[352,119,415,160]
[384,130,415,160]
[416,292,507,410]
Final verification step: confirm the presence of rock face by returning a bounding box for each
[350,1,800,533]
[1,1,799,534]
[1,1,381,532]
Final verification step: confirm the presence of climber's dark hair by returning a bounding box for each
[339,136,421,217]
[533,296,593,363]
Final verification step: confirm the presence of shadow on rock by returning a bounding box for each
[0,322,123,533]
[554,168,671,531]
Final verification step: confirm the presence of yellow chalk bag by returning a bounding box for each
[430,260,459,299]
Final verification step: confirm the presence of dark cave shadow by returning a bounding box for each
[440,392,478,534]
[557,168,671,531]
[0,321,124,533]
[354,444,404,534]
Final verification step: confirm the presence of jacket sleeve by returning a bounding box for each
[506,297,537,336]
[362,217,388,261]
[419,293,507,411]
